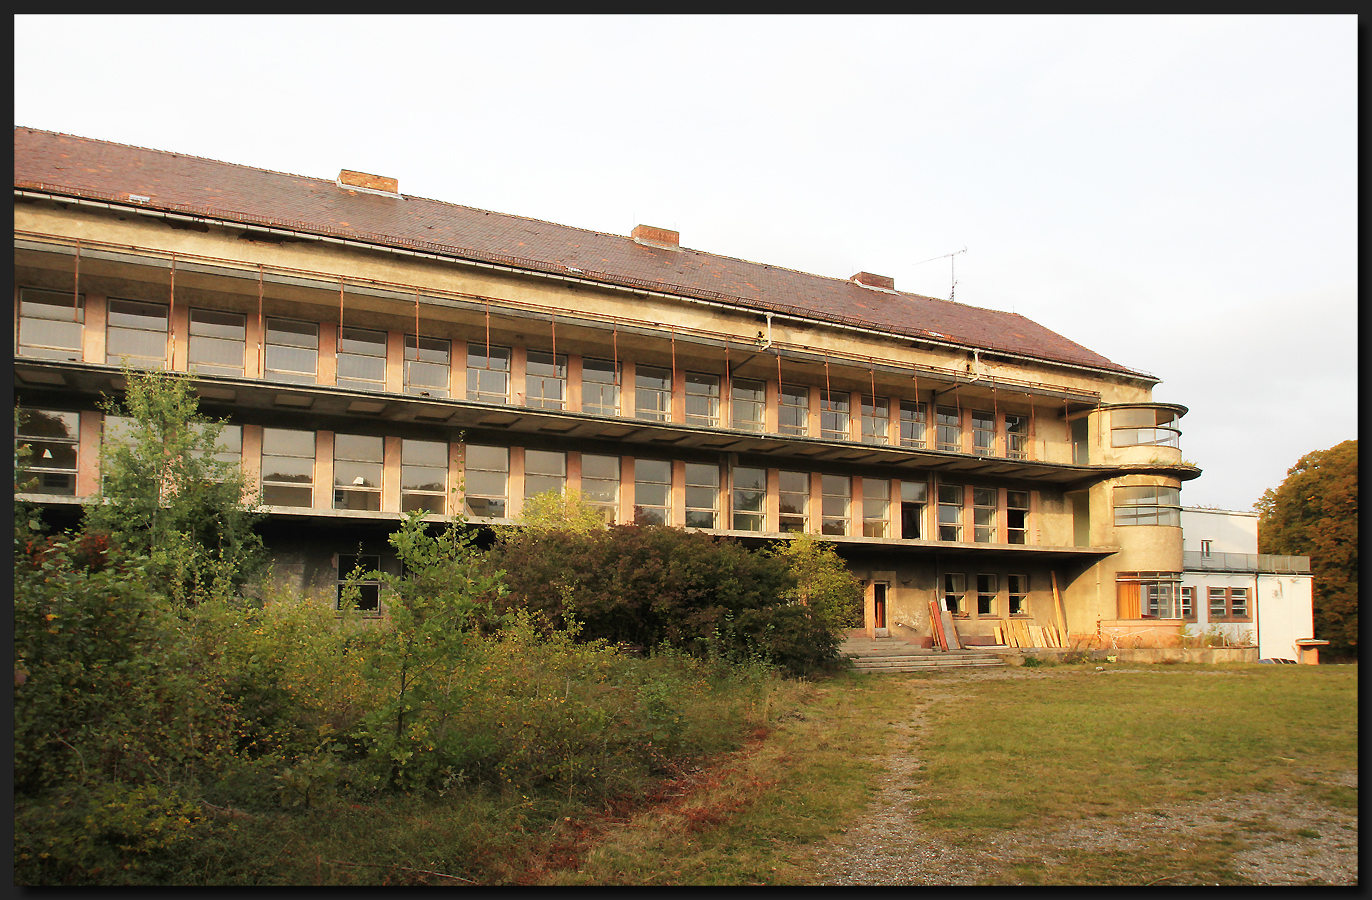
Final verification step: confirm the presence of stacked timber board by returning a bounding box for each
[993,619,1067,649]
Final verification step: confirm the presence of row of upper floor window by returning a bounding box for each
[15,407,1057,543]
[14,287,1187,457]
[16,407,1183,535]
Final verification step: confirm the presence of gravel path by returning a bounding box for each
[809,669,1358,886]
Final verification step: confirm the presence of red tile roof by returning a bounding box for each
[14,127,1144,378]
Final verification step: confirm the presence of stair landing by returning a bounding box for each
[842,636,1008,671]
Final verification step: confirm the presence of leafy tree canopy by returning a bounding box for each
[1256,439,1357,658]
[82,367,264,604]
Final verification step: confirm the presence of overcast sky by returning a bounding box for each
[14,14,1357,512]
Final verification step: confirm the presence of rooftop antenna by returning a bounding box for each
[913,247,967,302]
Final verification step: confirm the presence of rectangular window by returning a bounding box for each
[684,373,720,427]
[336,326,387,392]
[730,378,766,432]
[15,409,80,495]
[937,483,963,542]
[779,470,809,533]
[188,422,242,478]
[525,351,568,410]
[405,335,450,398]
[1208,587,1250,620]
[936,407,961,452]
[106,298,168,368]
[899,400,927,448]
[18,288,84,361]
[1181,586,1195,620]
[685,462,719,528]
[334,433,384,511]
[1200,539,1213,557]
[463,445,508,518]
[863,478,890,538]
[635,365,672,422]
[467,343,511,403]
[1113,485,1182,527]
[264,318,318,384]
[187,308,246,377]
[581,358,620,417]
[401,438,448,514]
[820,391,850,441]
[1006,490,1029,545]
[1006,414,1029,460]
[1112,407,1181,448]
[943,573,966,614]
[261,427,315,507]
[901,479,927,539]
[973,487,997,543]
[732,466,766,532]
[1008,574,1029,616]
[779,384,809,436]
[821,474,850,536]
[633,458,671,525]
[861,397,890,445]
[971,411,995,457]
[1116,572,1182,619]
[580,453,619,523]
[977,574,998,616]
[523,449,567,500]
[337,553,381,614]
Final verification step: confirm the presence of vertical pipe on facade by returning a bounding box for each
[613,322,620,387]
[484,300,491,369]
[257,265,264,377]
[73,239,80,309]
[169,253,176,370]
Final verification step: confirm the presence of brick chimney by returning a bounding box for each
[851,272,895,290]
[631,224,680,250]
[337,169,399,196]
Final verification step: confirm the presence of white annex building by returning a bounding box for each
[1180,508,1321,664]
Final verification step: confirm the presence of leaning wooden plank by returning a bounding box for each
[994,624,1004,646]
[929,600,947,652]
[940,608,963,650]
[1052,571,1070,646]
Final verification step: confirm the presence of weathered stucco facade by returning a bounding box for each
[14,128,1203,648]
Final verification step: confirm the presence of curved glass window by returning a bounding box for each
[1113,485,1181,526]
[1111,407,1180,448]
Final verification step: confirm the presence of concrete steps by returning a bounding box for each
[842,637,1008,672]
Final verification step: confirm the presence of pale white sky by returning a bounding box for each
[14,14,1357,512]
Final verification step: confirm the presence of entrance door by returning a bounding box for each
[873,582,887,633]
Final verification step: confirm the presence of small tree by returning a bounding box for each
[83,367,263,604]
[347,512,507,789]
[770,533,864,634]
[515,489,608,536]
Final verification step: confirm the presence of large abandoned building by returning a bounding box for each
[14,126,1204,648]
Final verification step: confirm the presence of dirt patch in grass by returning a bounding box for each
[806,668,1358,886]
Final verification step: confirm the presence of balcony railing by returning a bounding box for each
[1183,551,1310,574]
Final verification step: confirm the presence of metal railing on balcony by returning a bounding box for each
[1183,551,1311,574]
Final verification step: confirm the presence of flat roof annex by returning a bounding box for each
[14,127,1147,380]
